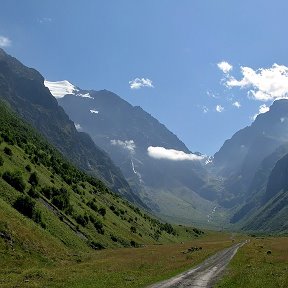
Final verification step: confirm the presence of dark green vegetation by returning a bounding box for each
[0,48,140,206]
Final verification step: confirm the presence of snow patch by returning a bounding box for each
[76,92,93,99]
[44,80,78,98]
[74,123,82,131]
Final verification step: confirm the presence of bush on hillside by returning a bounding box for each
[28,172,39,187]
[13,195,44,227]
[2,171,26,192]
[4,146,12,156]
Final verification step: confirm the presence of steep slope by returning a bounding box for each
[242,152,288,233]
[0,100,191,258]
[213,99,288,208]
[47,83,225,227]
[0,48,139,205]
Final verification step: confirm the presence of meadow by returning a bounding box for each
[216,236,288,288]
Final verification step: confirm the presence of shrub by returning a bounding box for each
[4,147,12,156]
[0,156,3,166]
[130,226,137,233]
[87,200,98,212]
[98,207,106,216]
[2,171,26,192]
[13,195,44,226]
[90,241,105,250]
[25,165,32,172]
[28,172,39,187]
[13,195,35,219]
[76,214,89,227]
[89,215,104,234]
[28,187,40,198]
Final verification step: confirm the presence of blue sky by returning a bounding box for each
[1,0,288,155]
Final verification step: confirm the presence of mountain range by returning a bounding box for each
[1,48,288,233]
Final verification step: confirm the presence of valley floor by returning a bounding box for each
[0,232,235,288]
[1,233,287,288]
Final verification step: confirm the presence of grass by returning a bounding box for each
[0,231,237,287]
[216,236,288,288]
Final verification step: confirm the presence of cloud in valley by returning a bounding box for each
[0,36,11,47]
[147,146,204,161]
[223,64,288,101]
[129,78,154,89]
[111,140,136,154]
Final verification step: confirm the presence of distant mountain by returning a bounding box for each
[213,99,288,232]
[0,48,140,205]
[46,81,225,227]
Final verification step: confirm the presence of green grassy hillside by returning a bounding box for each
[0,100,204,261]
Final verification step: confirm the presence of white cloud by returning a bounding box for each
[147,146,204,161]
[203,106,209,113]
[90,109,99,114]
[129,78,154,89]
[217,61,233,74]
[206,91,218,99]
[232,101,241,108]
[252,104,270,120]
[0,36,11,47]
[216,105,224,113]
[225,64,288,101]
[111,140,136,154]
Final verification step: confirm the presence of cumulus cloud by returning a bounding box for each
[232,101,241,108]
[129,78,154,89]
[216,105,224,112]
[111,140,136,154]
[224,64,288,101]
[217,61,233,74]
[252,104,270,120]
[147,146,204,161]
[0,36,11,47]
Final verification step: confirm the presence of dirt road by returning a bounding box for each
[148,241,246,288]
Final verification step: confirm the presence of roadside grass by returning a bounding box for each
[216,236,288,288]
[0,232,238,288]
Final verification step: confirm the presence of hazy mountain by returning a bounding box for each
[213,99,288,208]
[212,99,288,231]
[0,48,141,205]
[47,82,225,227]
